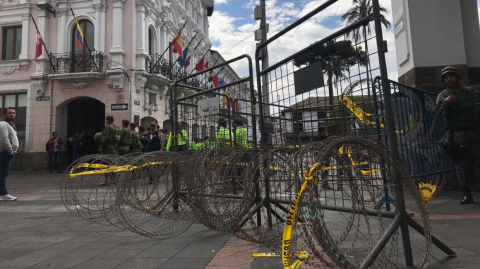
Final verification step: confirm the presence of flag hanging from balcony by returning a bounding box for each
[178,34,198,68]
[221,89,230,106]
[209,71,219,87]
[33,19,44,59]
[195,54,206,72]
[69,6,85,50]
[172,23,187,59]
[184,38,202,68]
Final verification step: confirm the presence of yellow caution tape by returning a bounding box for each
[281,163,320,269]
[251,251,309,259]
[418,183,436,212]
[339,95,412,134]
[69,162,168,178]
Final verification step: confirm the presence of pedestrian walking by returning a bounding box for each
[47,132,63,173]
[0,107,19,201]
[434,66,480,204]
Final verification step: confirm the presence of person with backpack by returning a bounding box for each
[47,132,63,173]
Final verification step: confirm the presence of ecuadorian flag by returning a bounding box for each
[74,16,84,50]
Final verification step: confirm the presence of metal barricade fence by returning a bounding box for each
[372,77,455,179]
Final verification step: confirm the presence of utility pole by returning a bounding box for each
[255,0,270,123]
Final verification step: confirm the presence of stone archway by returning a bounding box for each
[55,97,105,160]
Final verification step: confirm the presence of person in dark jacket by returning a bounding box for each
[47,132,63,173]
[71,132,86,161]
[146,122,161,152]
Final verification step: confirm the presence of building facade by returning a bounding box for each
[391,0,480,92]
[0,0,214,169]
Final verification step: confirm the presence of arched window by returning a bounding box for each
[148,27,155,55]
[201,125,207,138]
[209,125,215,139]
[192,124,199,139]
[71,20,94,72]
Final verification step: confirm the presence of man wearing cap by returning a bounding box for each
[434,66,480,204]
[129,123,142,153]
[146,122,161,152]
[117,120,133,155]
[99,115,118,155]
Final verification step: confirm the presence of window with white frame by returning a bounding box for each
[1,25,22,60]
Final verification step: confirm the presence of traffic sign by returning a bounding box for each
[111,104,128,111]
[36,96,50,101]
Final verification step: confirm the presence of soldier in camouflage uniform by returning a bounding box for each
[98,115,118,186]
[117,119,133,155]
[434,66,480,204]
[129,122,142,153]
[99,115,118,155]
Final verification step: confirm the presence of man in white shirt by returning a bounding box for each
[0,107,19,201]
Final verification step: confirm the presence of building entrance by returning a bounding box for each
[66,98,105,156]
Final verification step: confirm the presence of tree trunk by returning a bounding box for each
[328,71,334,107]
[363,26,371,97]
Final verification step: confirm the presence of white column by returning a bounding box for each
[19,13,30,60]
[99,4,107,52]
[56,8,67,54]
[160,24,167,53]
[34,8,49,74]
[135,1,148,70]
[93,4,102,51]
[110,0,125,64]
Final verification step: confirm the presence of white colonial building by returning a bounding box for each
[0,0,214,169]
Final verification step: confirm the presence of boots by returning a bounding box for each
[460,186,474,205]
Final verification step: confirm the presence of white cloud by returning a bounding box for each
[215,0,229,4]
[209,0,397,89]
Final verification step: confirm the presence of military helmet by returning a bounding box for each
[94,132,102,144]
[440,66,462,82]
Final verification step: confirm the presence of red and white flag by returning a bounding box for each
[34,26,43,59]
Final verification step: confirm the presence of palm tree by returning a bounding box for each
[342,0,391,95]
[294,40,367,106]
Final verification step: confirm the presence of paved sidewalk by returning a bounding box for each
[0,172,479,268]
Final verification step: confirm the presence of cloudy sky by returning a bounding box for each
[208,0,480,83]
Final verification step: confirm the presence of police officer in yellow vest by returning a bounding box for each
[216,118,232,147]
[167,123,188,151]
[234,119,247,147]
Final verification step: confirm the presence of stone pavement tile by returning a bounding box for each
[9,242,57,250]
[33,257,90,269]
[57,249,107,259]
[0,256,51,268]
[43,241,91,250]
[111,231,138,237]
[21,248,71,259]
[99,249,144,259]
[97,236,134,244]
[0,240,30,249]
[135,243,189,258]
[0,249,38,262]
[77,242,124,250]
[69,257,130,269]
[111,240,159,250]
[158,258,210,269]
[439,256,480,269]
[116,257,169,268]
[175,232,231,259]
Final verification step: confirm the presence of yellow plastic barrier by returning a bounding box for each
[69,162,168,178]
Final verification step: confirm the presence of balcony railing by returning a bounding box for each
[47,51,104,74]
[146,54,208,91]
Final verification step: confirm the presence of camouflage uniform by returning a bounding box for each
[118,127,133,155]
[100,124,118,155]
[435,85,480,191]
[130,131,142,152]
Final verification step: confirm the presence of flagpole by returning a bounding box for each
[69,5,99,72]
[31,15,55,72]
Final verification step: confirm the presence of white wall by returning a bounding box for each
[460,0,480,67]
